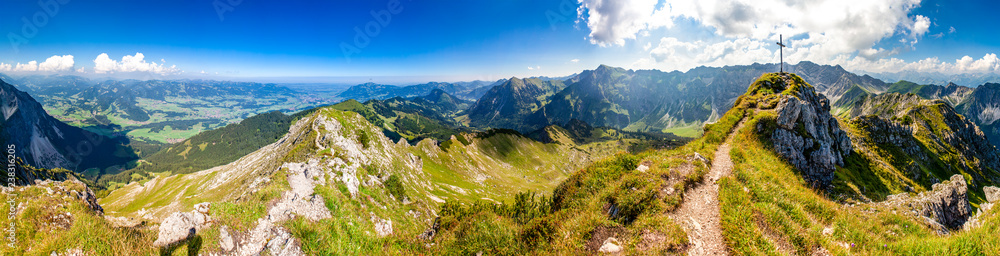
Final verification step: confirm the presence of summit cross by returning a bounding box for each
[777,34,787,73]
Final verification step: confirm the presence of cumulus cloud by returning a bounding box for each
[0,55,77,73]
[636,37,774,71]
[580,0,926,53]
[93,53,181,75]
[14,61,38,72]
[576,0,672,46]
[575,0,991,74]
[38,55,75,72]
[911,15,931,38]
[834,53,1000,74]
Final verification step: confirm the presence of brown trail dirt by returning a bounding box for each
[669,119,746,256]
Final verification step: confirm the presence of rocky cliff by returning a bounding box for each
[884,175,974,234]
[745,73,853,188]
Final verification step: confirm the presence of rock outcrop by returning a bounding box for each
[986,186,1000,203]
[153,203,212,248]
[885,175,973,234]
[35,179,104,215]
[965,186,999,231]
[758,73,853,188]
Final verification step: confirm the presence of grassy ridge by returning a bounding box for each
[416,104,745,254]
[721,109,999,254]
[1,180,160,255]
[717,73,1000,255]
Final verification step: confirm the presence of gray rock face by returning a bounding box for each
[767,80,852,188]
[921,175,973,229]
[985,186,1000,203]
[153,203,212,248]
[886,175,973,233]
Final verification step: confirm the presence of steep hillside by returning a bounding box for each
[956,83,1000,144]
[467,77,566,132]
[844,93,1000,200]
[886,81,974,106]
[718,73,1000,254]
[414,88,471,113]
[97,107,595,254]
[98,111,300,190]
[831,84,872,114]
[1,178,161,255]
[0,78,137,177]
[330,92,467,142]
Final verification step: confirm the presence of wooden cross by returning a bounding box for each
[776,34,787,73]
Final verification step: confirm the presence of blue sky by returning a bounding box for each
[0,0,997,83]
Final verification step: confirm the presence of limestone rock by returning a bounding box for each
[766,79,852,188]
[219,226,235,252]
[371,213,394,237]
[598,237,623,254]
[886,175,973,232]
[985,186,1000,203]
[153,210,211,247]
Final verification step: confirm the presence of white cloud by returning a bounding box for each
[574,0,978,74]
[14,61,38,72]
[527,66,535,70]
[38,55,75,72]
[911,15,931,38]
[93,53,181,75]
[570,59,580,63]
[949,26,956,33]
[580,0,926,52]
[834,53,1000,74]
[76,67,85,73]
[576,0,671,46]
[638,37,774,71]
[0,55,76,73]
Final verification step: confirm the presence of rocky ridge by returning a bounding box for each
[880,175,999,234]
[749,73,853,188]
[847,93,1000,187]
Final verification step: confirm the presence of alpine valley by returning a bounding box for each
[5,62,1000,255]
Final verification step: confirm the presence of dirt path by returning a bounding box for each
[671,119,745,256]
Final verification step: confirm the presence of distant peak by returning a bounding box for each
[595,64,618,71]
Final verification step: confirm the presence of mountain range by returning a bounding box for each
[0,78,136,179]
[4,62,1000,255]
